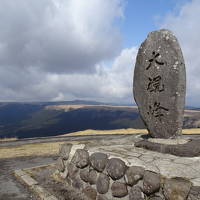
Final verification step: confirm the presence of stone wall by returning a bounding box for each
[56,143,200,200]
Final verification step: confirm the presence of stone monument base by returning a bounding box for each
[135,136,200,157]
[56,134,200,200]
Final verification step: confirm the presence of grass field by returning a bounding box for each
[0,140,85,159]
[62,128,200,136]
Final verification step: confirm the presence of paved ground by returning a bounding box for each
[1,133,200,199]
[0,155,56,200]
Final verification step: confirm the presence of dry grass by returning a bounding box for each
[62,129,148,136]
[46,104,200,113]
[185,109,200,113]
[183,128,200,134]
[0,137,18,142]
[1,128,200,159]
[62,128,200,136]
[45,104,137,111]
[0,140,84,159]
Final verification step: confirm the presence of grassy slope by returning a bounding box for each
[1,128,200,159]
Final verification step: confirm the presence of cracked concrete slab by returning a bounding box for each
[89,141,200,186]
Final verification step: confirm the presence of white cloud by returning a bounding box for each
[1,46,137,103]
[4,0,200,105]
[161,0,200,106]
[0,0,124,74]
[0,0,134,103]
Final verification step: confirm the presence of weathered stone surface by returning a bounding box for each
[90,152,108,172]
[125,166,144,186]
[129,186,145,200]
[111,181,128,198]
[82,186,97,200]
[96,173,110,194]
[188,186,200,200]
[150,192,166,200]
[56,158,65,172]
[88,169,98,185]
[72,175,84,190]
[163,177,192,200]
[133,29,186,138]
[59,143,72,160]
[80,167,89,183]
[143,171,160,195]
[97,195,109,200]
[67,163,79,178]
[106,158,127,180]
[71,149,89,168]
[135,139,200,157]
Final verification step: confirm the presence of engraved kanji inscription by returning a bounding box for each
[147,102,169,122]
[147,75,164,92]
[146,51,164,70]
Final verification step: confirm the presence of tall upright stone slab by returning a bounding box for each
[133,29,186,138]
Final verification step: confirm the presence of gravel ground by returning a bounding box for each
[29,166,88,200]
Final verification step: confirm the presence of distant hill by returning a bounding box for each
[0,100,199,139]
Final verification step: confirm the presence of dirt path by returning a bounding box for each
[0,155,56,200]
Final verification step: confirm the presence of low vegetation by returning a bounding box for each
[62,128,148,136]
[1,128,200,159]
[62,128,200,136]
[0,137,17,142]
[0,140,84,159]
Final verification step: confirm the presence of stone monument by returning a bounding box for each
[133,29,186,138]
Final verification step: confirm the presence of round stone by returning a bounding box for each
[129,186,145,200]
[88,169,98,185]
[71,176,84,190]
[143,171,160,195]
[80,167,89,182]
[106,158,127,180]
[163,177,191,200]
[90,152,108,172]
[111,182,128,198]
[125,166,144,186]
[96,173,110,194]
[97,195,109,200]
[83,186,97,200]
[72,149,89,168]
[67,163,79,178]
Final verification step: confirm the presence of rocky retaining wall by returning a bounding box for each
[56,144,200,200]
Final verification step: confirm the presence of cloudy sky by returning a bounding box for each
[0,0,199,106]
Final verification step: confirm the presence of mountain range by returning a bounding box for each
[0,100,199,139]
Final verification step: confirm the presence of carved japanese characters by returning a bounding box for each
[133,29,186,138]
